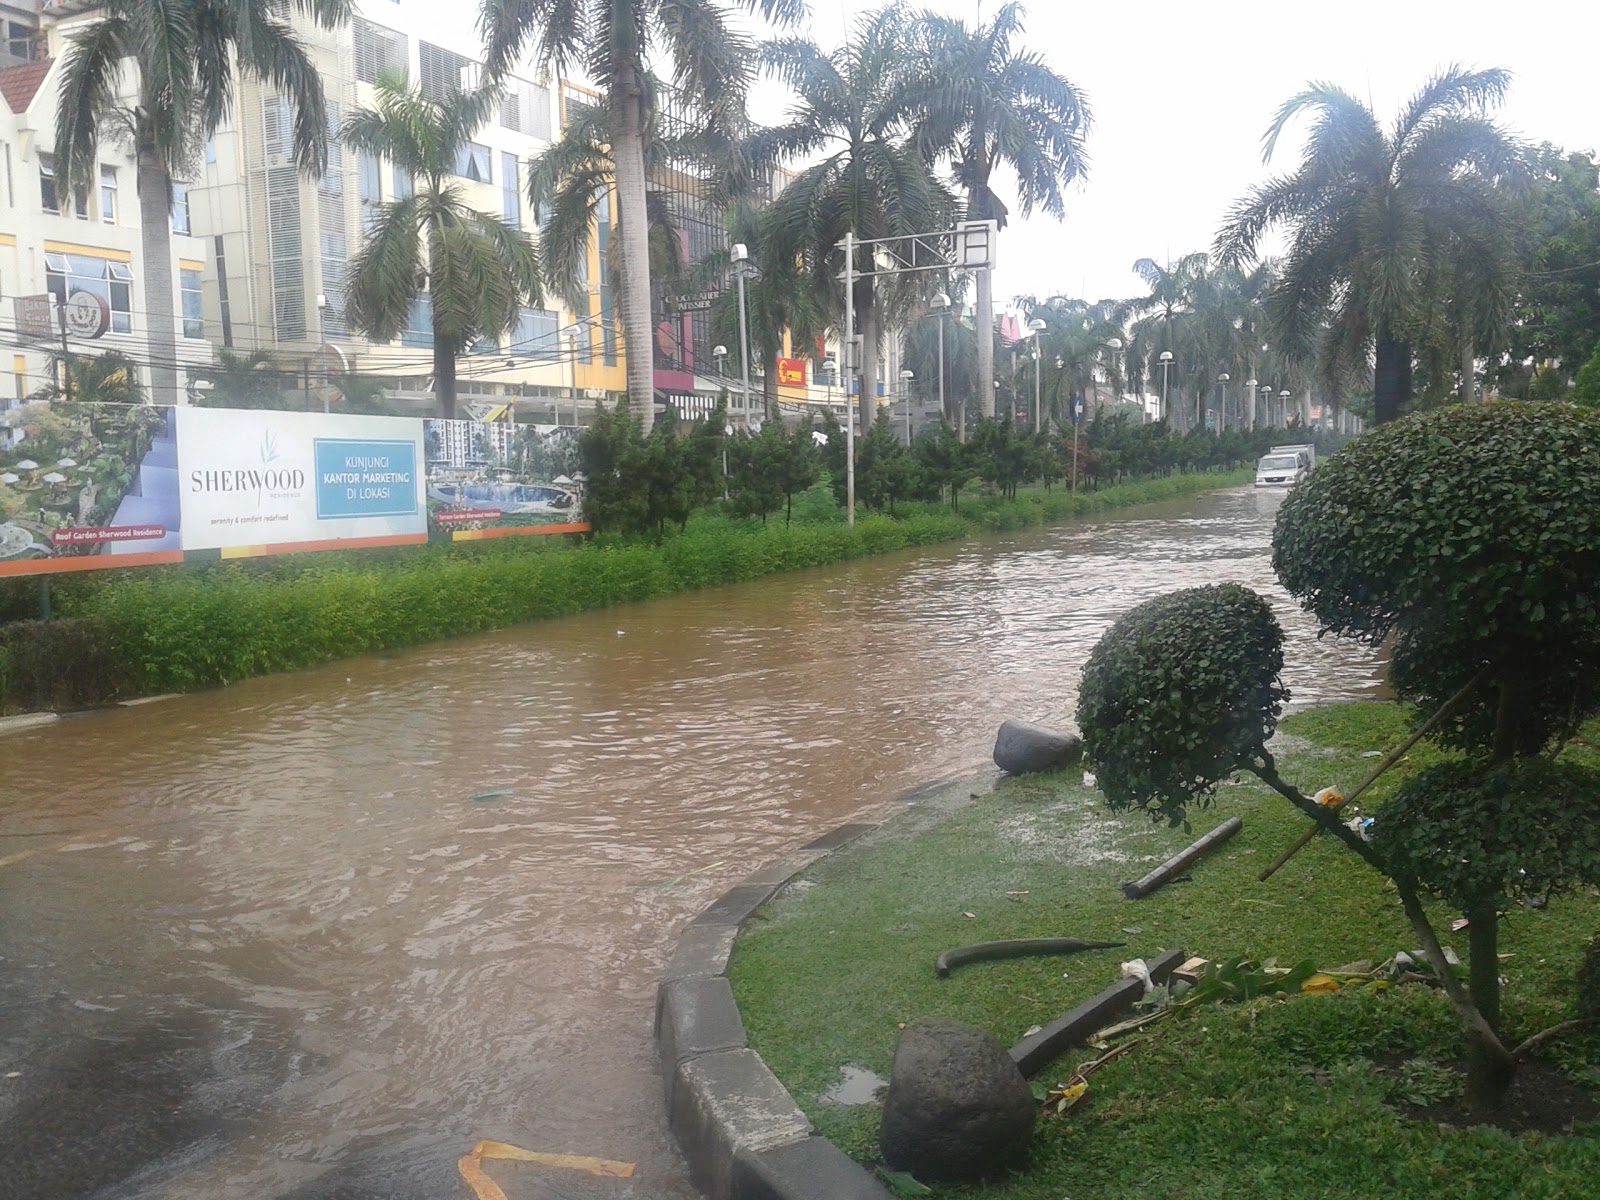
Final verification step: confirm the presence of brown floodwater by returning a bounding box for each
[0,486,1382,1199]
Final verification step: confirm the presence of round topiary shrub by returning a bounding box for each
[1273,401,1600,753]
[1077,583,1287,825]
[1373,757,1600,912]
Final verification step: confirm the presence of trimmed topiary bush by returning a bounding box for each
[1077,583,1288,826]
[1273,401,1600,754]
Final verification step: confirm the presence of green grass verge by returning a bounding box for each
[729,703,1600,1198]
[0,468,1247,707]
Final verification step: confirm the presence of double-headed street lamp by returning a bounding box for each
[1158,350,1174,423]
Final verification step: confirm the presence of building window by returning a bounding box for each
[596,186,615,365]
[512,307,558,358]
[418,42,478,101]
[454,141,490,183]
[180,268,203,338]
[500,151,519,228]
[39,152,57,213]
[99,166,116,223]
[394,167,413,200]
[401,294,433,349]
[171,183,190,234]
[358,151,383,235]
[45,251,134,334]
[204,138,217,165]
[353,18,407,85]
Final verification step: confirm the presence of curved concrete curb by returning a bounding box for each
[655,822,895,1200]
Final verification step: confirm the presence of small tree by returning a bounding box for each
[914,420,976,508]
[775,421,822,525]
[1083,401,1600,1116]
[728,426,787,523]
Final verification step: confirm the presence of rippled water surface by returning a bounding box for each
[0,487,1382,1198]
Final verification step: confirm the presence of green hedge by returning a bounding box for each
[0,468,1246,711]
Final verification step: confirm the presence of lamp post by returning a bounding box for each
[713,344,732,496]
[1028,318,1047,430]
[930,291,950,436]
[1260,384,1273,429]
[1158,350,1173,423]
[1279,388,1292,429]
[1216,372,1229,433]
[1244,377,1257,431]
[731,243,753,427]
[899,368,915,444]
[563,327,579,425]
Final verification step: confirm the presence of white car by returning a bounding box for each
[1254,451,1309,487]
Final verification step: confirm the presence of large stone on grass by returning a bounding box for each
[993,718,1083,775]
[878,1019,1036,1183]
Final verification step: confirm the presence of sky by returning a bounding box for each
[746,0,1598,307]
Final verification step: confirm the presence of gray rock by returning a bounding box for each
[993,718,1083,775]
[878,1019,1036,1183]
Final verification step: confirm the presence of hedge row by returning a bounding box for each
[0,468,1247,711]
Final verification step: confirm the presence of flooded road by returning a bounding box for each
[0,486,1383,1198]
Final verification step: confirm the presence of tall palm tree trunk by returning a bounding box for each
[433,335,458,419]
[611,85,656,433]
[136,131,179,408]
[975,266,995,418]
[1374,329,1412,425]
[1460,339,1476,404]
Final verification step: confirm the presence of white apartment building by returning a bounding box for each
[186,1,593,407]
[0,20,215,411]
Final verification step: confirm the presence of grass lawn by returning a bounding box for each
[729,703,1600,1198]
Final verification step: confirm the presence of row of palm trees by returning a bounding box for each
[52,2,1533,435]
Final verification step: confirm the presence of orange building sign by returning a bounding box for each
[776,357,807,387]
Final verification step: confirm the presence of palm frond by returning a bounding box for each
[345,194,427,340]
[54,16,132,199]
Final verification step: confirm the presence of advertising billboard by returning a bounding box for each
[0,402,587,577]
[776,357,807,387]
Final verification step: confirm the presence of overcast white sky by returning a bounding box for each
[747,0,1597,306]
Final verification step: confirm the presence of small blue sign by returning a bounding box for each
[314,438,419,519]
[1073,395,1085,424]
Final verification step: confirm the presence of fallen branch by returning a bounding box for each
[1513,1018,1600,1061]
[1122,817,1242,899]
[936,937,1124,978]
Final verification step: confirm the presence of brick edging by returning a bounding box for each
[655,822,893,1200]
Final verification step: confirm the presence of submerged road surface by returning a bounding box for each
[0,487,1382,1198]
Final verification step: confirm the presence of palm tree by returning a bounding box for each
[479,0,805,433]
[32,350,145,406]
[1120,253,1208,426]
[693,201,826,420]
[525,80,688,322]
[752,7,957,435]
[54,0,350,408]
[909,1,1092,421]
[1216,65,1524,424]
[1022,296,1124,426]
[342,76,542,419]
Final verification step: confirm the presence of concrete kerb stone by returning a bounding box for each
[0,711,60,737]
[657,820,892,1200]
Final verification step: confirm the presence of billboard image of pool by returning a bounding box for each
[422,416,586,541]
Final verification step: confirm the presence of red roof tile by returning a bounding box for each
[0,59,51,115]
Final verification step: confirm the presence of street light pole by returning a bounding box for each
[564,327,579,426]
[1279,388,1292,429]
[1028,318,1047,430]
[930,291,950,437]
[1260,384,1273,429]
[1216,372,1229,433]
[841,231,856,527]
[731,243,753,428]
[1158,350,1173,424]
[1244,377,1257,432]
[899,369,915,444]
